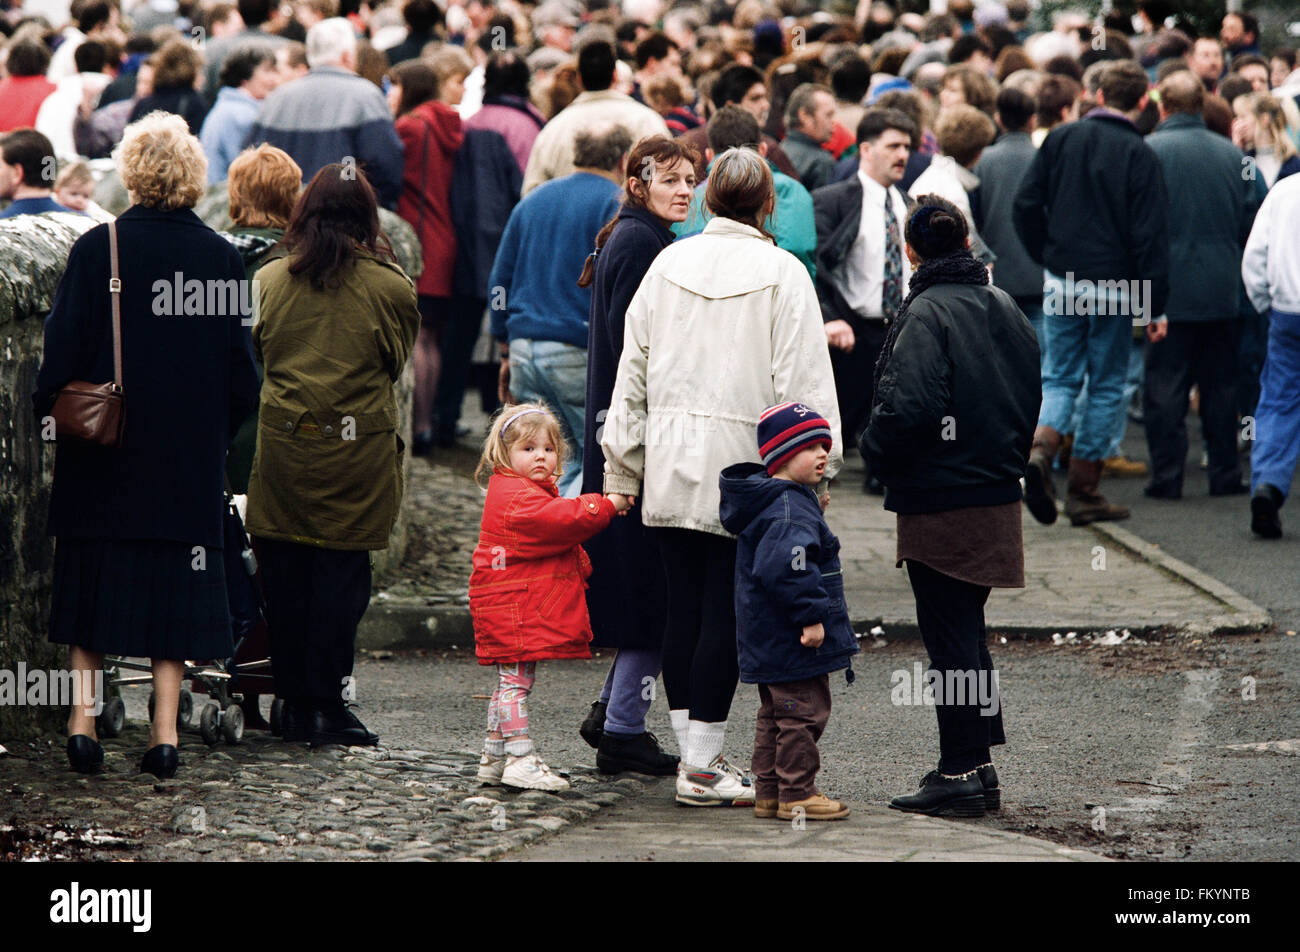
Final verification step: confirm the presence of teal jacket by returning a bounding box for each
[672,156,817,280]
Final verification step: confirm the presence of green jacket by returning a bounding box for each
[245,250,420,550]
[672,156,817,280]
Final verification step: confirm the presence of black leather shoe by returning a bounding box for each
[279,700,311,743]
[890,769,986,817]
[579,699,607,749]
[67,735,103,774]
[1251,484,1283,539]
[596,730,679,776]
[139,744,178,779]
[1210,482,1249,497]
[978,764,1000,811]
[1143,481,1181,499]
[308,704,379,747]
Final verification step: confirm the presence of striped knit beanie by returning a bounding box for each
[757,402,832,476]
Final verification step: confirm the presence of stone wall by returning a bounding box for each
[0,191,423,740]
[0,212,98,741]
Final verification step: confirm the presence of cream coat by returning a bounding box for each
[602,216,844,537]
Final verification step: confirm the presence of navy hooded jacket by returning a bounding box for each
[719,462,858,684]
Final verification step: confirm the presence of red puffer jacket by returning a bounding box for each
[470,470,616,665]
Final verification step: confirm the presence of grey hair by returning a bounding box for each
[306,17,356,68]
[783,82,832,131]
[573,123,634,171]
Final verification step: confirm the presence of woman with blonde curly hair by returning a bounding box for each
[34,111,260,779]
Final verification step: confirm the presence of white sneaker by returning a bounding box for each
[712,753,753,786]
[676,755,756,806]
[501,753,570,791]
[477,751,505,785]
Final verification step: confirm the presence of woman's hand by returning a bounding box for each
[606,493,635,514]
[801,622,825,647]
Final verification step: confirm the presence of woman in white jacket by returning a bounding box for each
[602,147,844,806]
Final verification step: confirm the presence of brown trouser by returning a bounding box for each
[752,674,832,802]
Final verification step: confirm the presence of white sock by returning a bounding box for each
[685,720,726,769]
[669,709,690,758]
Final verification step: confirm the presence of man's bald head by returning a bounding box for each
[1157,68,1204,116]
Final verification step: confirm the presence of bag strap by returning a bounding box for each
[108,219,123,391]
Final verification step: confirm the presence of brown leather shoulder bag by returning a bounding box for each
[50,220,125,447]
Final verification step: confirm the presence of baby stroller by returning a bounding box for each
[97,492,278,745]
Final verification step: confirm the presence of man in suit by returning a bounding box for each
[813,108,916,493]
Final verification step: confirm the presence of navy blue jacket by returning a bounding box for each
[33,205,260,549]
[719,462,858,684]
[450,127,522,300]
[581,206,674,649]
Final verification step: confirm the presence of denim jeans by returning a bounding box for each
[508,338,588,497]
[1251,308,1300,501]
[1038,271,1136,461]
[1065,338,1145,457]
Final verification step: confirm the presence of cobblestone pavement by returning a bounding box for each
[0,715,655,862]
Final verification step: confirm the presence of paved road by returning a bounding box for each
[355,624,1298,861]
[1105,421,1300,632]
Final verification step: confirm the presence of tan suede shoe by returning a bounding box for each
[777,793,850,820]
[753,798,779,819]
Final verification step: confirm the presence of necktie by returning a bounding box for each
[882,189,903,320]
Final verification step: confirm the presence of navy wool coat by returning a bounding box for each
[33,205,260,549]
[580,205,674,649]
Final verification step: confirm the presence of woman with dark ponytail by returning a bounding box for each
[576,135,698,776]
[861,195,1041,818]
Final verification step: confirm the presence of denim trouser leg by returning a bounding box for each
[1040,272,1138,459]
[602,647,662,735]
[508,338,589,497]
[1251,309,1300,500]
[599,659,616,703]
[1105,338,1146,457]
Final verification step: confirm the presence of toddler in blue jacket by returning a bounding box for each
[719,402,858,821]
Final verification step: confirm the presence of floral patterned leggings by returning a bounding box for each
[487,662,536,737]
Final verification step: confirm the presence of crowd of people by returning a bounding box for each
[8,0,1300,817]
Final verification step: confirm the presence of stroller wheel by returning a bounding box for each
[269,699,285,736]
[97,696,126,738]
[222,704,245,745]
[199,702,221,746]
[177,689,194,729]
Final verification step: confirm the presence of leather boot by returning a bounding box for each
[1065,458,1130,525]
[1024,426,1061,525]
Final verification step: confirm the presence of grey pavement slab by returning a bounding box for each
[507,786,1109,862]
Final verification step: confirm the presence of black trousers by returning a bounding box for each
[830,315,888,451]
[433,295,487,438]
[253,537,372,705]
[905,559,1005,775]
[654,527,738,723]
[1144,320,1243,494]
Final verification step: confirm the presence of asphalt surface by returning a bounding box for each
[1103,418,1300,632]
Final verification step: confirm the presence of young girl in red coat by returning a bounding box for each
[469,403,631,790]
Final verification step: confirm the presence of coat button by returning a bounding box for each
[283,421,292,431]
[324,425,334,434]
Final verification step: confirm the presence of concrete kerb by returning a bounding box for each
[1083,518,1272,636]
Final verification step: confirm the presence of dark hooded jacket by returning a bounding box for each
[719,462,858,684]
